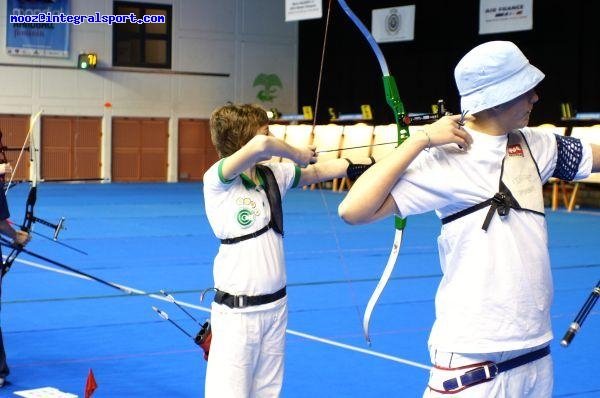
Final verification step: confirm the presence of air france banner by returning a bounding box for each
[6,0,70,57]
[479,0,533,34]
[285,0,321,22]
[372,5,415,43]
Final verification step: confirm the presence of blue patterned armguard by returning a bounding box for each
[553,135,583,181]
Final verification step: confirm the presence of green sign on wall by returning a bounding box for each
[253,73,282,102]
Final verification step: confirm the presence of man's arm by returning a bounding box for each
[339,115,471,225]
[0,162,30,246]
[296,157,370,187]
[220,135,316,181]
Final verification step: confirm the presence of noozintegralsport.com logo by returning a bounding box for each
[9,12,165,25]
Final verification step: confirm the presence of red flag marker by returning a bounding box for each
[84,368,98,398]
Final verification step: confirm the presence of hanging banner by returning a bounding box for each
[479,0,533,34]
[372,5,415,43]
[6,0,70,57]
[285,0,322,22]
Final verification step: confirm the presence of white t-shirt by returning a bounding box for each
[203,160,301,312]
[390,127,593,353]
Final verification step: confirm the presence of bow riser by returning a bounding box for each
[382,75,409,145]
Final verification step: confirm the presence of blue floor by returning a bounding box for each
[0,183,598,397]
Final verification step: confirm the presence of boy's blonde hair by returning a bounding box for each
[209,103,269,158]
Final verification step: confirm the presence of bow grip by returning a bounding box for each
[382,75,410,145]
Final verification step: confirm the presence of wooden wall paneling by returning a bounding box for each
[112,117,168,182]
[177,119,217,181]
[41,116,102,181]
[112,118,142,181]
[72,118,102,179]
[41,116,72,180]
[140,119,168,181]
[178,119,203,181]
[0,115,30,182]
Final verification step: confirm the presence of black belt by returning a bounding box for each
[441,345,550,392]
[220,223,272,245]
[214,286,286,309]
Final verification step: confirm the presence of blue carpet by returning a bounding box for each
[0,183,597,397]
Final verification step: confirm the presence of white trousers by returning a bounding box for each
[423,344,553,398]
[205,298,287,398]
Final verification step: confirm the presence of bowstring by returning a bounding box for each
[309,0,364,335]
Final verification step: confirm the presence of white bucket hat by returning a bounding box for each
[454,41,545,114]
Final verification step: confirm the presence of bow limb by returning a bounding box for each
[18,110,42,234]
[6,109,42,194]
[23,111,42,233]
[2,110,42,275]
[362,219,406,345]
[336,0,409,139]
[336,0,409,345]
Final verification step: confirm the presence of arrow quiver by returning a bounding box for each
[194,320,212,360]
[155,290,212,360]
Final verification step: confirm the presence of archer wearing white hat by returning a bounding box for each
[339,41,600,397]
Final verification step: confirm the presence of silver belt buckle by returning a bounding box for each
[235,295,248,308]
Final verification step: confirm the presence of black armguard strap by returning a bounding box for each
[346,156,375,180]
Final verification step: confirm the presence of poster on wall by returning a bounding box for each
[372,5,415,43]
[479,0,533,34]
[6,0,70,57]
[285,0,322,22]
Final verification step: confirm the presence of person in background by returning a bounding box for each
[0,161,32,387]
[338,41,600,397]
[202,102,463,397]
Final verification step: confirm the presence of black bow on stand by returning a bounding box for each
[0,113,129,295]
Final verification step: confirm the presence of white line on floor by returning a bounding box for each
[15,257,432,371]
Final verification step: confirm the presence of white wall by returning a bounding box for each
[0,0,299,181]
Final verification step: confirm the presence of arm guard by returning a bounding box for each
[346,156,376,181]
[553,135,583,181]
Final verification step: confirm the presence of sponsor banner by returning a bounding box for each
[372,5,415,43]
[6,0,70,57]
[285,0,322,22]
[479,0,533,34]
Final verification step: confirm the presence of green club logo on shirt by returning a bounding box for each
[237,208,255,227]
[235,197,260,228]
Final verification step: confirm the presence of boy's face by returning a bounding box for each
[497,88,539,130]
